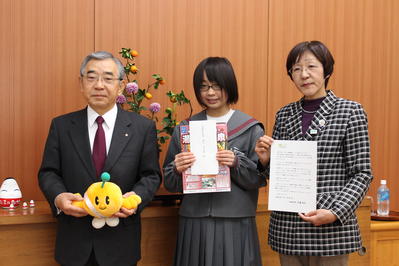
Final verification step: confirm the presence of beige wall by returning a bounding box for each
[1,0,398,211]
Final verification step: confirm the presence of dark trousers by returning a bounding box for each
[61,249,137,266]
[85,249,99,266]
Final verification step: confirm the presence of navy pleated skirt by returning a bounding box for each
[173,216,262,266]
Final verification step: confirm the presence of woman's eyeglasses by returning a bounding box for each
[200,84,222,92]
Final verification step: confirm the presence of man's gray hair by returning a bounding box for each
[80,51,126,80]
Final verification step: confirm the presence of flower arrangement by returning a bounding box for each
[118,48,192,150]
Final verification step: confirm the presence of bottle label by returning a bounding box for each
[380,191,390,201]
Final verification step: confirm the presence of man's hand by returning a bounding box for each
[54,192,88,217]
[113,191,138,218]
[255,135,273,166]
[298,209,338,226]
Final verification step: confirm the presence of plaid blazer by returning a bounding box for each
[268,90,373,256]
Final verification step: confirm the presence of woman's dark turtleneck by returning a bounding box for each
[301,97,325,135]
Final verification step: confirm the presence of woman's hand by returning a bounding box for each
[174,152,196,173]
[216,150,236,167]
[298,209,338,226]
[255,135,273,166]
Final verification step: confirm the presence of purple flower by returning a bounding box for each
[125,82,139,94]
[116,95,127,104]
[149,102,161,113]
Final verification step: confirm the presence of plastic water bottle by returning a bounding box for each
[377,179,390,216]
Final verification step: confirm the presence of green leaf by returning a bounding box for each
[165,126,175,136]
[163,117,171,124]
[136,95,144,102]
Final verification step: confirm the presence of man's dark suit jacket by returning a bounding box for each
[38,107,161,266]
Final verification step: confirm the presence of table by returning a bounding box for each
[0,193,371,266]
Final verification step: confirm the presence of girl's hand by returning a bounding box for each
[174,152,196,173]
[216,150,236,167]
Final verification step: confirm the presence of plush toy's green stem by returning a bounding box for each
[100,172,111,188]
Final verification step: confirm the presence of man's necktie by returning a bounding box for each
[93,116,106,177]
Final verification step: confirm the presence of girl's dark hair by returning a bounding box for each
[193,57,239,107]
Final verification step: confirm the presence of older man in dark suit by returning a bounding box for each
[38,51,161,266]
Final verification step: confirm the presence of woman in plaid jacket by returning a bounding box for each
[255,41,373,266]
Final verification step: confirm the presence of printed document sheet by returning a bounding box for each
[268,140,317,213]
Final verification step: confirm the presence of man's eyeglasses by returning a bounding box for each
[82,74,121,85]
[200,84,222,92]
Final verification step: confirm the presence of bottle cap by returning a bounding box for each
[381,179,387,185]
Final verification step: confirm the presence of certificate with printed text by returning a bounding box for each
[268,140,317,213]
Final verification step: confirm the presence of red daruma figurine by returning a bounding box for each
[0,177,22,208]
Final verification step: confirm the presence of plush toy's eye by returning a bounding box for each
[105,196,110,205]
[95,196,99,205]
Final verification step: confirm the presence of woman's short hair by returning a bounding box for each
[193,57,239,107]
[286,41,335,88]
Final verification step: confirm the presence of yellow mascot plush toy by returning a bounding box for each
[72,172,141,229]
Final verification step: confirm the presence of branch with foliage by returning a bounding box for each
[117,48,192,150]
